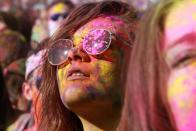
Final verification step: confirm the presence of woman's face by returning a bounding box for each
[56,17,127,110]
[164,1,196,130]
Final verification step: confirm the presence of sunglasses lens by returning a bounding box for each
[48,39,73,65]
[63,12,69,18]
[50,14,60,21]
[83,29,111,55]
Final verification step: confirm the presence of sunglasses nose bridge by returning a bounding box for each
[67,46,90,64]
[67,46,82,63]
[57,15,64,21]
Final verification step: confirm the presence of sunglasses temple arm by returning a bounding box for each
[114,34,132,47]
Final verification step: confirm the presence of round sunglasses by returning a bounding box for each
[48,29,131,65]
[50,12,69,21]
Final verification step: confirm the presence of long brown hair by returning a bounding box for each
[39,1,138,131]
[118,0,179,131]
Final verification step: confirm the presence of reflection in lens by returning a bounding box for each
[83,29,111,55]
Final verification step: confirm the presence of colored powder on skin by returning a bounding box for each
[73,28,89,46]
[91,18,114,31]
[73,16,130,50]
[192,12,196,20]
[168,61,196,129]
[96,61,116,86]
[192,0,196,4]
[168,74,187,100]
[57,65,70,93]
[53,3,66,13]
[166,1,187,28]
[168,62,196,98]
[167,1,196,30]
[185,105,196,127]
[174,96,196,131]
[97,61,111,77]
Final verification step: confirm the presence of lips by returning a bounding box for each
[67,67,90,80]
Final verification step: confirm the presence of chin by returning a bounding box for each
[62,84,103,108]
[63,85,89,104]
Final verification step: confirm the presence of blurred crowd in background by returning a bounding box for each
[0,0,159,11]
[0,0,159,131]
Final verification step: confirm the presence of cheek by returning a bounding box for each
[167,62,196,129]
[168,63,196,105]
[98,61,114,76]
[95,60,120,87]
[57,65,70,94]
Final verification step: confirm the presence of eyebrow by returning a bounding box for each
[165,32,196,64]
[167,32,196,50]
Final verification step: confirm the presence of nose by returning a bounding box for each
[67,46,90,64]
[57,16,64,23]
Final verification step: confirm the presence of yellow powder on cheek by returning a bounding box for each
[167,74,193,112]
[57,65,70,93]
[168,62,196,110]
[178,99,193,110]
[168,75,187,100]
[192,0,196,4]
[97,61,115,83]
[189,3,196,22]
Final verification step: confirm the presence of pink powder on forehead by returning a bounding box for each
[74,15,135,48]
[91,16,126,31]
[90,16,132,43]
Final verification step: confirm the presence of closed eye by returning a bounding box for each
[172,52,196,68]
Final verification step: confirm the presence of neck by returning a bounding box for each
[79,117,103,131]
[74,104,121,131]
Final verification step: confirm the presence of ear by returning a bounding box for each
[22,82,33,101]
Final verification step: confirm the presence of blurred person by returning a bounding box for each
[3,58,28,131]
[11,49,46,131]
[0,20,30,130]
[31,9,49,51]
[69,0,104,5]
[0,10,33,44]
[31,0,74,50]
[0,11,30,67]
[47,0,74,36]
[0,10,33,49]
[119,0,196,131]
[0,65,12,131]
[13,7,36,44]
[0,0,13,12]
[3,59,27,111]
[0,30,28,69]
[40,1,138,131]
[0,5,36,45]
[0,11,19,33]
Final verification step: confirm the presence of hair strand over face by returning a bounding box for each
[118,0,178,131]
